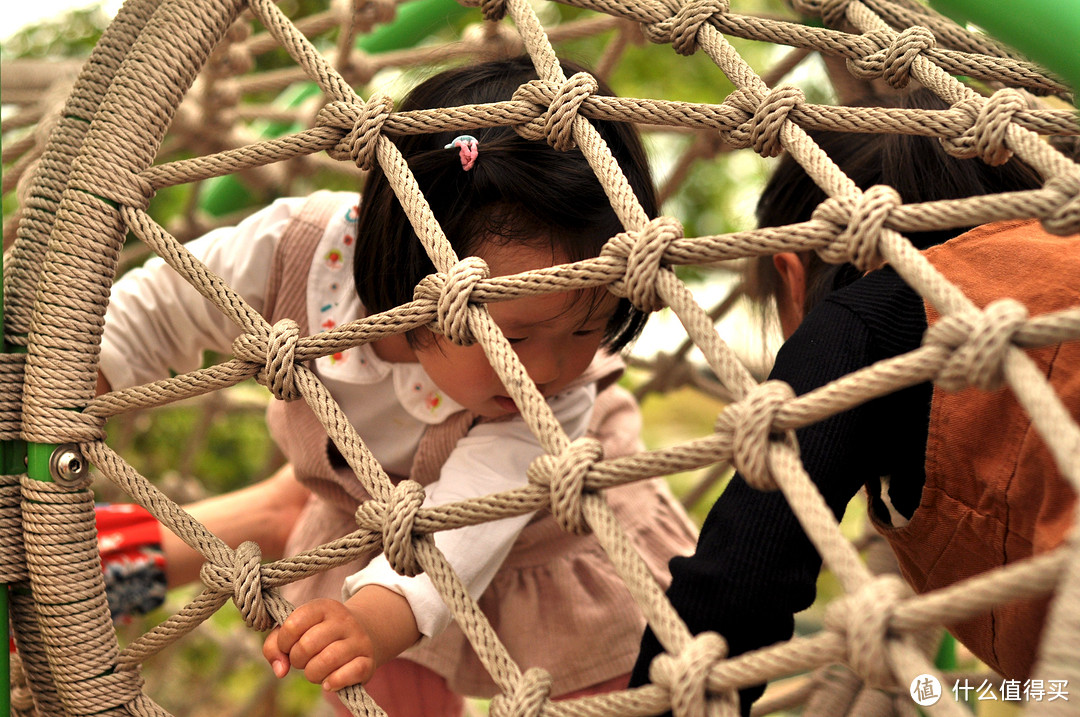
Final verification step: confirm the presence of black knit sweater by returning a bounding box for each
[631,266,934,713]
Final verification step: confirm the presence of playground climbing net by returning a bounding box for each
[2,0,1079,715]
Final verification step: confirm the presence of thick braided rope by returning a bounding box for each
[4,0,1079,715]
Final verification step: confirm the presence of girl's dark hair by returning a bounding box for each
[354,56,657,350]
[751,88,1044,315]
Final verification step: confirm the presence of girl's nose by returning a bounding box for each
[522,350,560,392]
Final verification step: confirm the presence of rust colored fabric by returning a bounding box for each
[871,219,1080,678]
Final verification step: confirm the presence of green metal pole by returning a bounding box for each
[0,239,23,717]
[2,230,58,717]
[930,0,1080,94]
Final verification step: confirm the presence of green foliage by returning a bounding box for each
[119,593,323,716]
[107,382,277,496]
[1,6,108,59]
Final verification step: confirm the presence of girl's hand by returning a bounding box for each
[263,598,378,691]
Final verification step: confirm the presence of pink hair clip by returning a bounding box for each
[445,135,479,171]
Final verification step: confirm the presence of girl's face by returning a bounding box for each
[414,242,618,418]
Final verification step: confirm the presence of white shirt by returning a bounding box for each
[100,194,595,637]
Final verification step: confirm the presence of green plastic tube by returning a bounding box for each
[930,0,1080,94]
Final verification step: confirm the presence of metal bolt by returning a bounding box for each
[49,443,88,484]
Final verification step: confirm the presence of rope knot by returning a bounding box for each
[972,89,1025,166]
[820,0,852,27]
[422,256,490,346]
[528,437,603,534]
[881,26,936,88]
[322,95,393,171]
[512,74,600,150]
[814,185,900,271]
[343,0,397,35]
[512,79,552,141]
[716,87,762,150]
[747,85,805,157]
[602,216,684,312]
[844,29,890,82]
[475,0,508,22]
[212,45,254,78]
[230,541,277,631]
[669,0,729,55]
[716,380,796,491]
[379,480,427,577]
[941,91,1025,166]
[648,632,736,717]
[923,298,1029,392]
[823,575,913,689]
[1041,173,1080,236]
[490,668,553,717]
[264,319,302,401]
[938,97,981,160]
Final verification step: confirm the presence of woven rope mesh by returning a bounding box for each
[2,0,1079,715]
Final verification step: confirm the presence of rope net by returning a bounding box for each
[2,0,1079,715]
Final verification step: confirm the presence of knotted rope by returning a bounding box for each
[528,437,604,535]
[715,380,796,492]
[321,95,394,171]
[823,575,918,690]
[264,319,302,401]
[512,73,600,150]
[488,668,553,717]
[649,632,737,717]
[412,256,491,346]
[846,27,937,90]
[354,480,427,577]
[940,89,1028,166]
[602,216,684,313]
[814,185,902,271]
[640,0,729,56]
[718,85,805,157]
[924,298,1031,392]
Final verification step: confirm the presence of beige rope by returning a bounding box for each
[3,0,1078,715]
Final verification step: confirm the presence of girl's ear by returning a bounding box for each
[772,252,806,340]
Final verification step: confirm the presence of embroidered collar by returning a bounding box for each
[306,197,465,424]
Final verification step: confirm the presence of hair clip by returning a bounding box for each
[445,135,479,171]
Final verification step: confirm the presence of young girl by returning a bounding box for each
[99,56,697,714]
[632,89,1078,714]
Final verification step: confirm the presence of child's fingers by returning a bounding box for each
[278,621,345,673]
[320,655,377,692]
[274,603,331,655]
[300,638,372,686]
[264,599,376,687]
[262,628,290,678]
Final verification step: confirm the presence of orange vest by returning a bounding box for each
[870,219,1080,678]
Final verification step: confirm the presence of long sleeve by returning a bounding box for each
[342,384,597,639]
[100,197,307,389]
[632,267,932,712]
